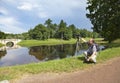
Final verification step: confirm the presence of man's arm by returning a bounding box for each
[81,38,87,42]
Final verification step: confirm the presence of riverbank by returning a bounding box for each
[0,39,120,81]
[18,39,77,47]
[0,43,4,47]
[15,57,120,83]
[18,38,98,47]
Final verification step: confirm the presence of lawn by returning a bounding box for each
[0,43,4,47]
[18,38,104,47]
[0,38,120,81]
[18,38,77,47]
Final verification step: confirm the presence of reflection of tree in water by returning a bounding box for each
[0,50,7,59]
[56,44,76,59]
[29,44,76,61]
[29,46,49,60]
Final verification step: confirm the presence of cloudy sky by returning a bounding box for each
[0,0,92,34]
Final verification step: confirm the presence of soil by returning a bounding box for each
[14,57,120,83]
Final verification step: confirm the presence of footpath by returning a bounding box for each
[14,57,120,83]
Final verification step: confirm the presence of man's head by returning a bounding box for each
[88,38,95,45]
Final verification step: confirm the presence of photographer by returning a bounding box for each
[81,38,98,63]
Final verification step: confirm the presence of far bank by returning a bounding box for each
[18,38,103,47]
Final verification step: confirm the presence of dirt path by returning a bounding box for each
[14,57,120,83]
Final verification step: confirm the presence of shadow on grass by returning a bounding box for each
[101,39,120,48]
[106,43,120,48]
[77,56,95,64]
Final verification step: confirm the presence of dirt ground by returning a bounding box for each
[14,57,120,83]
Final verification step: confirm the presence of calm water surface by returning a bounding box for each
[0,44,88,67]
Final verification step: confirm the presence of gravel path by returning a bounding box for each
[15,57,120,83]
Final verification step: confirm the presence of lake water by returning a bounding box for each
[0,43,104,67]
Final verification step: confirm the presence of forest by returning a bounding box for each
[0,19,100,40]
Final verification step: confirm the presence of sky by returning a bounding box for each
[0,0,92,34]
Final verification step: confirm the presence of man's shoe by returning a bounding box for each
[93,62,96,64]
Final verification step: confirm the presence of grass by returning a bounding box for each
[18,38,104,47]
[0,43,4,47]
[0,38,120,81]
[18,38,77,47]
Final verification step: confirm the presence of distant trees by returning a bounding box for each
[26,19,100,40]
[28,24,48,40]
[1,19,100,40]
[0,31,6,39]
[86,0,120,42]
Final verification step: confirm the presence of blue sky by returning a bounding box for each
[0,0,92,34]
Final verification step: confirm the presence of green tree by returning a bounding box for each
[21,32,30,40]
[80,29,87,38]
[68,24,76,38]
[0,31,6,39]
[58,20,67,39]
[28,24,48,40]
[44,18,52,28]
[44,19,57,38]
[63,28,72,40]
[86,0,120,42]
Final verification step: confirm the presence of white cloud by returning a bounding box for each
[0,16,26,33]
[0,0,91,33]
[38,12,48,18]
[17,2,39,11]
[0,7,9,15]
[16,0,86,18]
[38,0,83,17]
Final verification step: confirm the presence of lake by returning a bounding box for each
[0,43,98,67]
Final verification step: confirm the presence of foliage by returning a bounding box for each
[86,0,120,42]
[0,31,6,39]
[2,19,100,40]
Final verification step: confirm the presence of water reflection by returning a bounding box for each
[0,45,21,51]
[0,44,88,67]
[0,50,6,59]
[0,45,21,59]
[29,44,77,61]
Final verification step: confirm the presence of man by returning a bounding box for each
[81,38,98,63]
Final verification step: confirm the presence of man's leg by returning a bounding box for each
[89,53,97,63]
[83,51,88,61]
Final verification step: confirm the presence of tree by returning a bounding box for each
[58,20,67,39]
[44,18,52,28]
[28,24,48,40]
[0,31,6,39]
[86,0,120,43]
[63,28,72,40]
[68,24,76,38]
[21,32,30,40]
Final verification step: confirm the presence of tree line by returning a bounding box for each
[0,19,100,40]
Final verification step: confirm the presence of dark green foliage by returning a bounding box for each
[86,0,120,43]
[1,19,100,40]
[63,28,72,40]
[28,24,48,40]
[57,20,67,39]
[0,31,6,39]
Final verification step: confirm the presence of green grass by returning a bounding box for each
[0,38,120,81]
[18,38,76,47]
[18,38,104,47]
[0,43,4,47]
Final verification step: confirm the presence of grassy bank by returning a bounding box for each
[18,39,77,47]
[0,43,4,47]
[18,38,103,47]
[0,39,120,81]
